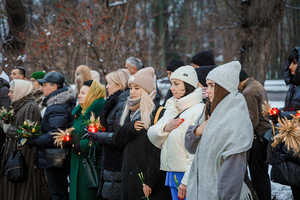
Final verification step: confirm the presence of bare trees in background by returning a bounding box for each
[0,0,299,83]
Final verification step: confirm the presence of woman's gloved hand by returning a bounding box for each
[72,143,81,154]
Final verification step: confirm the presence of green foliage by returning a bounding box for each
[17,120,41,139]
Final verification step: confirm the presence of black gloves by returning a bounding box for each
[270,110,281,123]
[72,143,81,154]
[26,139,36,148]
[87,132,98,141]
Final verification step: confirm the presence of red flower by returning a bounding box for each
[90,9,93,13]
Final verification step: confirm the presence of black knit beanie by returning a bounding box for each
[191,50,215,67]
[166,59,185,72]
[195,66,216,87]
[239,69,250,82]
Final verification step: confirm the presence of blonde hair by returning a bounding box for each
[106,70,130,91]
[120,88,155,129]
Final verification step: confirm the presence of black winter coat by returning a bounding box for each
[271,142,300,187]
[0,78,10,155]
[35,86,76,169]
[272,47,300,188]
[96,89,129,200]
[282,47,300,119]
[114,101,172,200]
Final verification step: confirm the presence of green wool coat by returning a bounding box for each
[69,98,105,200]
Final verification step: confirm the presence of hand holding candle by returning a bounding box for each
[270,108,281,122]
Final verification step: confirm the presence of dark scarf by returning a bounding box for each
[127,96,141,112]
[100,90,123,129]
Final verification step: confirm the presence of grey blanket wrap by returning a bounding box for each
[187,90,253,200]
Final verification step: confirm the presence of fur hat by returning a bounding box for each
[207,61,241,93]
[90,70,100,82]
[128,67,155,93]
[75,65,92,94]
[191,50,215,67]
[170,65,198,88]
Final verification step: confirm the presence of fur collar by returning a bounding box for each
[44,86,76,107]
[100,89,128,128]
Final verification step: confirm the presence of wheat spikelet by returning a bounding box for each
[274,117,300,157]
[51,127,75,148]
[90,112,95,123]
[261,101,271,117]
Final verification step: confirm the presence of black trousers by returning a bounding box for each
[291,187,300,200]
[248,133,271,200]
[45,168,70,200]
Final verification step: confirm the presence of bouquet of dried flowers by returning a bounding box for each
[0,107,13,124]
[17,120,41,141]
[51,127,75,149]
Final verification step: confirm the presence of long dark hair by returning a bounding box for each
[204,83,229,120]
[182,82,196,97]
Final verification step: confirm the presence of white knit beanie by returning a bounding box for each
[206,61,241,93]
[170,65,198,88]
[128,67,156,93]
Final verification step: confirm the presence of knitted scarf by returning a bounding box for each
[187,90,253,200]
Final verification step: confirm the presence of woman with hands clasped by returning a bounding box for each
[114,67,172,200]
[185,61,253,200]
[147,66,205,200]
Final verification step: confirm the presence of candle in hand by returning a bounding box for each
[88,124,97,133]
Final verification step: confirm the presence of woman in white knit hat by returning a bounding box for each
[185,61,253,200]
[114,67,172,200]
[147,65,205,200]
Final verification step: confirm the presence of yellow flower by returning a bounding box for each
[24,121,27,125]
[32,128,35,132]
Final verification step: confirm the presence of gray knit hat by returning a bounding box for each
[170,65,198,88]
[206,61,241,93]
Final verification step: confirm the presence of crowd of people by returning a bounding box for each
[0,48,299,200]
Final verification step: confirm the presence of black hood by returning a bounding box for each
[284,47,300,86]
[0,78,9,88]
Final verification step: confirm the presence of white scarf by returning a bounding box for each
[187,90,253,200]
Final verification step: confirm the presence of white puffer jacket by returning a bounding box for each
[147,87,205,185]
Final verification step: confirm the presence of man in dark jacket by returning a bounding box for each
[26,72,76,200]
[239,69,272,200]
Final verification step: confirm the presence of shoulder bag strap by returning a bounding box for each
[154,106,164,125]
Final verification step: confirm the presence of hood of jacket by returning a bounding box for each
[43,86,76,107]
[0,77,9,88]
[284,47,300,86]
